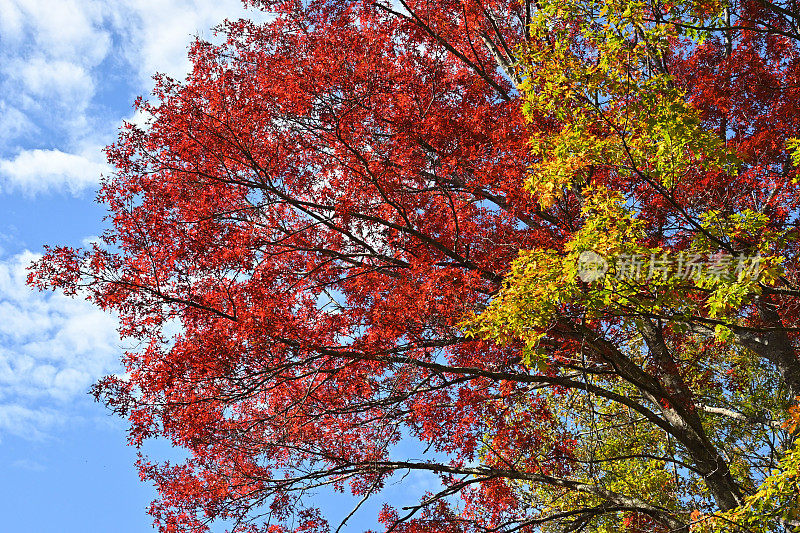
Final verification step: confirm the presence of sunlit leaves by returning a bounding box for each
[27,0,800,531]
[472,0,800,530]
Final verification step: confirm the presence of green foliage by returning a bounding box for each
[789,139,800,181]
[520,0,736,208]
[470,186,775,349]
[469,0,800,530]
[691,412,800,532]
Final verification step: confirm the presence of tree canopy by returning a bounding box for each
[30,0,800,531]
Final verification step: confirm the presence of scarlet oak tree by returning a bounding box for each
[29,0,800,531]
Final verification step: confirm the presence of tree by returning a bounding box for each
[29,0,800,531]
[474,1,800,529]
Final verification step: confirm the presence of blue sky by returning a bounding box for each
[0,1,253,531]
[0,2,443,531]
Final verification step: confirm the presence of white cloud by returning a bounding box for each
[0,0,26,43]
[0,251,121,437]
[0,101,35,146]
[114,0,254,85]
[0,0,111,66]
[0,404,64,440]
[11,458,46,471]
[81,235,103,248]
[0,0,112,181]
[3,58,96,133]
[16,59,95,104]
[0,0,258,195]
[0,148,109,195]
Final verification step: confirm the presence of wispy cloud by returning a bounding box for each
[11,58,95,116]
[0,404,65,441]
[11,457,46,471]
[0,0,111,65]
[0,101,36,149]
[0,251,121,438]
[114,0,254,86]
[0,149,110,196]
[0,0,254,196]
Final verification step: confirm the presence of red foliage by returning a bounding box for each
[28,0,800,531]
